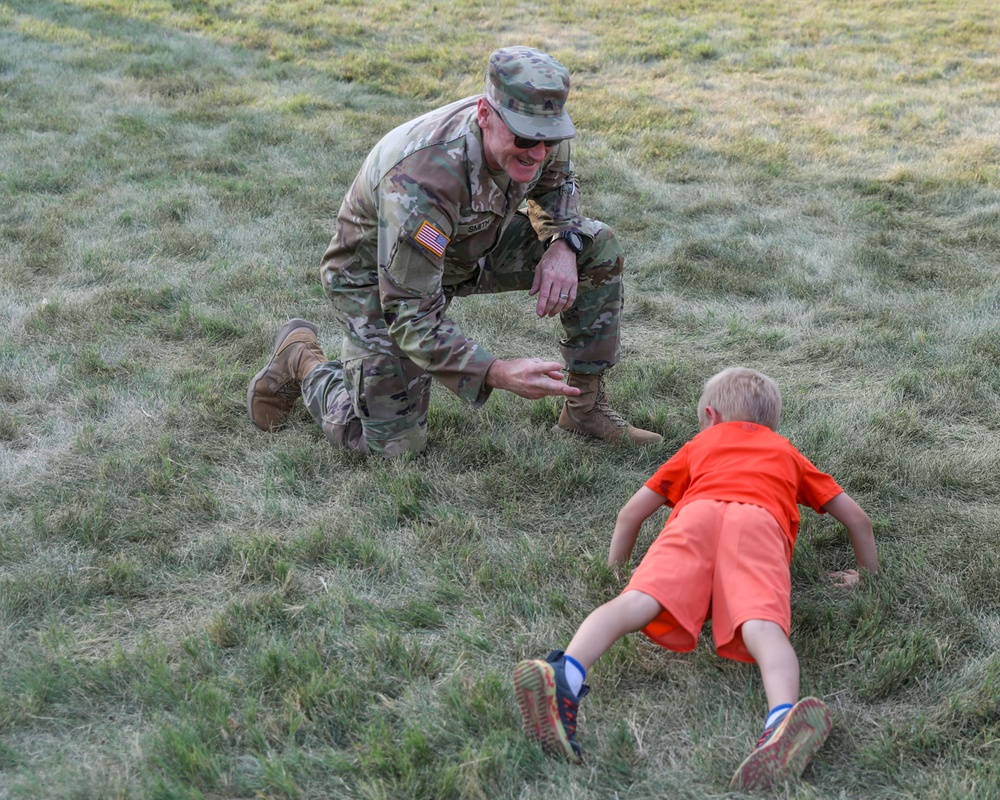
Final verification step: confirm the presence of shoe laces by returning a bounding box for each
[754,724,777,750]
[558,696,578,736]
[754,707,790,750]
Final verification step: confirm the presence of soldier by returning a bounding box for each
[247,46,662,457]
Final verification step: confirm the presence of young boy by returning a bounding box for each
[514,367,879,790]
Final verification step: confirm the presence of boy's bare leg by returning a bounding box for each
[514,590,662,763]
[731,619,831,791]
[566,590,664,668]
[740,619,799,708]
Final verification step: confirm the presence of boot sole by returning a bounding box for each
[513,660,581,764]
[551,422,581,437]
[551,422,663,446]
[246,319,319,431]
[728,697,832,791]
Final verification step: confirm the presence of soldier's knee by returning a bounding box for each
[579,220,624,281]
[368,425,428,458]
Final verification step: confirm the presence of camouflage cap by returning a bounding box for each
[484,46,575,141]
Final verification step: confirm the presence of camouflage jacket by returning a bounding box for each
[320,95,585,406]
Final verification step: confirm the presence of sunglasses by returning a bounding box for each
[488,101,563,149]
[512,133,563,150]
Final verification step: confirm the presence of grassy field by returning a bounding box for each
[2,1,1000,798]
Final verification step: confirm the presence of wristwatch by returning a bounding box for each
[548,230,584,255]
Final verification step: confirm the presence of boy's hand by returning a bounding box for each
[828,569,861,588]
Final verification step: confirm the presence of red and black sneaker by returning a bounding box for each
[513,650,589,764]
[729,697,833,791]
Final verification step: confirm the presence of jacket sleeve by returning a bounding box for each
[525,141,587,241]
[375,165,497,407]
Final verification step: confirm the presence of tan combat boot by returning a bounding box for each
[554,372,663,445]
[246,319,326,431]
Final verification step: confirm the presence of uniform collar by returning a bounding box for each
[466,121,509,216]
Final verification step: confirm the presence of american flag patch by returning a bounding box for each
[413,220,449,258]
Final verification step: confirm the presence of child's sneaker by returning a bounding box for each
[728,697,832,791]
[513,650,589,764]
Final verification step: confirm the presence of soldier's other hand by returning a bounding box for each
[486,358,581,400]
[530,242,578,318]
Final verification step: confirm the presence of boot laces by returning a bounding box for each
[274,380,302,400]
[594,384,627,429]
[271,340,315,399]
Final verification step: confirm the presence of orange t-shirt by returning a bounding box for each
[644,421,843,547]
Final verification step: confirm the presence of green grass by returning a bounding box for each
[2,1,1000,798]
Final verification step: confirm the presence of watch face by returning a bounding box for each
[565,231,583,254]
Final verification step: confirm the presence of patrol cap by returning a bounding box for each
[484,46,576,141]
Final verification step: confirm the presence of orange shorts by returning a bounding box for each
[624,499,792,663]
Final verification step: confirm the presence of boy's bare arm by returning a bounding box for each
[822,491,879,586]
[608,486,669,568]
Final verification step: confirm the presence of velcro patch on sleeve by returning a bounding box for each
[412,220,450,258]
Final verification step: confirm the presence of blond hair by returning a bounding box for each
[697,367,782,430]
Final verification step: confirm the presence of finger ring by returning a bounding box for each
[559,293,569,299]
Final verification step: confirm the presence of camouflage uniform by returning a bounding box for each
[300,59,624,457]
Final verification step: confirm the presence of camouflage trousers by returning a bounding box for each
[301,212,624,457]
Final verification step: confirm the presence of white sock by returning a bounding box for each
[765,703,794,729]
[563,654,586,698]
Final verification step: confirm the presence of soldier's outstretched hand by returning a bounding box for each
[486,358,581,399]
